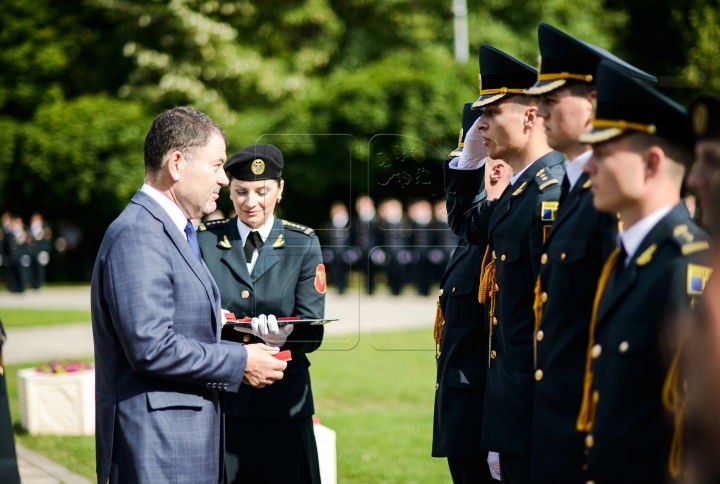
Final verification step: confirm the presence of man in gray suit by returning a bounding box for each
[91,107,287,484]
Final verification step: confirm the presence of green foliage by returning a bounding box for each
[684,3,720,92]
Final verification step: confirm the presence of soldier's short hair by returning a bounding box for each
[143,106,228,176]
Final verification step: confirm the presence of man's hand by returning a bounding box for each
[457,117,488,169]
[242,343,286,388]
[234,314,294,348]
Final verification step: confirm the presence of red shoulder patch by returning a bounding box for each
[314,263,327,294]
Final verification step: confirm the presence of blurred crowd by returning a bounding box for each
[318,195,460,295]
[0,212,52,292]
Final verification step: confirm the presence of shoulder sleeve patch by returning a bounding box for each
[688,264,713,295]
[541,201,559,221]
[282,219,314,235]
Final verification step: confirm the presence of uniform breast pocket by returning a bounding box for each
[443,275,477,327]
[494,238,523,297]
[547,239,588,299]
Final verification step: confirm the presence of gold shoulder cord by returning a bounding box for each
[662,340,687,478]
[434,301,444,366]
[577,248,621,432]
[532,275,544,370]
[479,245,498,368]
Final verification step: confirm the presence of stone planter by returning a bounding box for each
[313,419,337,484]
[18,368,95,436]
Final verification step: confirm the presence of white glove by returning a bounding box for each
[221,309,230,326]
[234,314,294,348]
[487,452,501,481]
[456,117,488,169]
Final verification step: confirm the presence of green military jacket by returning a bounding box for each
[198,216,324,419]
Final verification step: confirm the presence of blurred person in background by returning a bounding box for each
[679,95,720,483]
[0,212,9,289]
[376,198,411,295]
[28,212,52,289]
[433,102,509,484]
[320,201,353,294]
[407,199,434,296]
[5,216,29,292]
[198,144,325,484]
[351,195,381,294]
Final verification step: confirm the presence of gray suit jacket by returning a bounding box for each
[91,190,247,484]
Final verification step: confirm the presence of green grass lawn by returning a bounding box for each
[0,309,91,328]
[5,329,451,483]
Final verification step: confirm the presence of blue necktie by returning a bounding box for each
[184,221,203,264]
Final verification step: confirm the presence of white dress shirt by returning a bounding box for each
[509,162,534,186]
[564,150,592,190]
[618,205,674,266]
[140,183,188,240]
[236,215,275,273]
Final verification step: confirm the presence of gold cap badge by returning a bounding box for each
[251,159,265,175]
[692,103,709,136]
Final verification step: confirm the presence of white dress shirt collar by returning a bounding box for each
[236,215,275,272]
[619,205,674,265]
[564,150,592,190]
[140,183,188,240]
[510,161,534,186]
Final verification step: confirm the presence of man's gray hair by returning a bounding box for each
[143,106,228,175]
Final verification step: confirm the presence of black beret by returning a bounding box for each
[689,94,720,142]
[525,22,656,95]
[579,60,692,154]
[472,44,537,109]
[225,144,283,180]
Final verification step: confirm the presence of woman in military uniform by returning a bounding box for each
[197,144,324,484]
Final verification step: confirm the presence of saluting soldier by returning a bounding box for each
[525,23,656,484]
[0,320,20,484]
[433,102,511,484]
[576,61,711,483]
[197,144,324,484]
[445,44,565,483]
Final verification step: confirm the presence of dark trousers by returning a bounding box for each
[225,416,320,484]
[447,455,496,484]
[500,454,530,484]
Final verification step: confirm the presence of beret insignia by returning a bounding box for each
[251,159,265,175]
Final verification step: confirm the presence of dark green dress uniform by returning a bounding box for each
[524,23,656,484]
[198,144,324,484]
[577,61,711,484]
[432,102,494,484]
[444,44,565,483]
[0,321,21,484]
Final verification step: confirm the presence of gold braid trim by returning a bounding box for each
[478,245,498,343]
[533,275,544,333]
[480,87,526,96]
[434,301,445,365]
[537,72,593,83]
[662,341,688,478]
[577,248,621,432]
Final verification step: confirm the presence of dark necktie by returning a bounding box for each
[558,175,571,206]
[184,221,202,264]
[244,231,263,261]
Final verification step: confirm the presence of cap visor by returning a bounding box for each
[472,93,507,109]
[578,127,625,144]
[524,79,568,96]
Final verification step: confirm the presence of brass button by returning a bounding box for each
[535,369,543,381]
[243,334,251,343]
[541,292,548,302]
[561,252,567,261]
[585,434,594,448]
[582,464,588,471]
[586,480,594,484]
[591,344,602,358]
[435,383,439,391]
[438,289,444,297]
[501,254,506,261]
[491,350,497,359]
[619,341,629,353]
[492,317,498,326]
[241,290,250,298]
[593,390,600,403]
[536,330,544,341]
[541,253,548,264]
[452,287,456,292]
